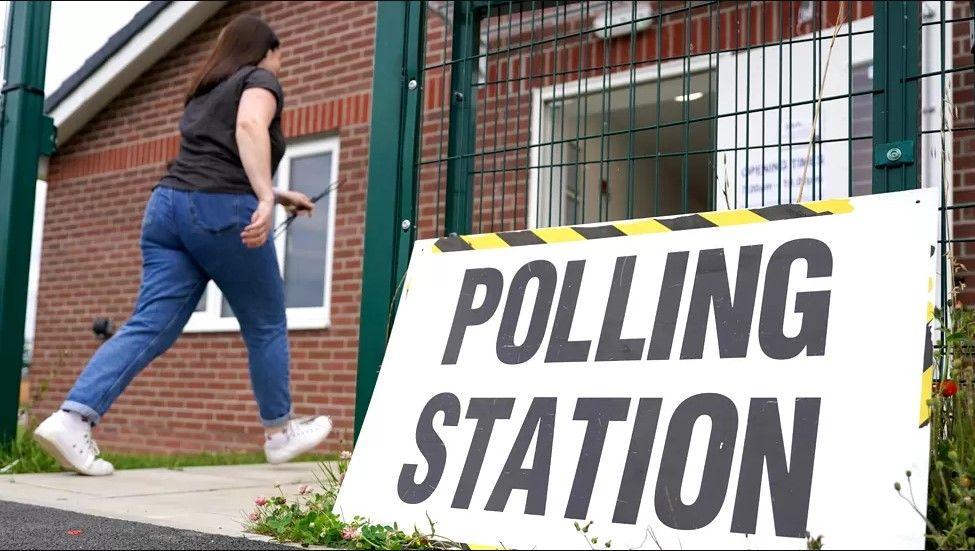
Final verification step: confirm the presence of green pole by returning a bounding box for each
[443,0,479,236]
[871,1,920,193]
[354,1,425,442]
[0,0,52,448]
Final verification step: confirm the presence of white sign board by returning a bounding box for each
[338,189,935,550]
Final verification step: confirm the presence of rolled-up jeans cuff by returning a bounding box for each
[60,400,102,426]
[261,410,291,429]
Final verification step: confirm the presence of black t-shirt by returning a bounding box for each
[159,66,285,195]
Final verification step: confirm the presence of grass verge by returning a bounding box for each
[0,426,332,475]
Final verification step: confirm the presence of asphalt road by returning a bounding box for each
[0,501,292,550]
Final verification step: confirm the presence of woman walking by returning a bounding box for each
[34,14,331,475]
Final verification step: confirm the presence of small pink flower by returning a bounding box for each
[298,484,311,495]
[340,450,352,461]
[342,526,361,541]
[255,497,268,506]
[248,512,260,522]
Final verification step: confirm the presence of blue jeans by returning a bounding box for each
[62,187,292,427]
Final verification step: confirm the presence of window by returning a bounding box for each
[25,179,47,370]
[532,64,715,227]
[184,136,339,332]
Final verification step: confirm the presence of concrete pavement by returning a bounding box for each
[0,462,327,543]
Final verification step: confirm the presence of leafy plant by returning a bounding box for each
[245,452,463,549]
[899,257,975,550]
[924,321,975,550]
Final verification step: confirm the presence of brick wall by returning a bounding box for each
[952,1,975,305]
[415,1,877,239]
[32,0,376,454]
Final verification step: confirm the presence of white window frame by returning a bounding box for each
[527,16,885,227]
[24,179,47,369]
[184,135,340,333]
[528,55,714,228]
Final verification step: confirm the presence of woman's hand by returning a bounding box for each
[242,199,275,248]
[275,189,315,217]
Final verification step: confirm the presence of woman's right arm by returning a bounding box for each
[236,87,277,248]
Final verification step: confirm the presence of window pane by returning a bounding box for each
[536,72,714,226]
[195,290,207,312]
[284,153,331,308]
[221,296,234,318]
[850,64,873,197]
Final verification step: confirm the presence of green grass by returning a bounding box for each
[0,427,333,475]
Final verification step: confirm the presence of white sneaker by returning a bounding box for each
[33,411,114,476]
[264,416,332,465]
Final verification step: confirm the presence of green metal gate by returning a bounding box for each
[356,0,971,437]
[0,0,51,447]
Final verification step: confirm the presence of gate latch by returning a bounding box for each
[874,141,915,168]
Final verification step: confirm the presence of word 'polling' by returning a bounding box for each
[442,239,833,365]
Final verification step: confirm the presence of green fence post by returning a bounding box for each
[354,0,426,441]
[443,0,480,236]
[872,1,920,193]
[0,1,52,448]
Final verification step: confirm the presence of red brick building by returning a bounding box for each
[29,0,975,454]
[34,1,377,453]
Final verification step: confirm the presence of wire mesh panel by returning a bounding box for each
[418,1,889,236]
[407,0,975,376]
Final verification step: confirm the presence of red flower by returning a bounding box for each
[940,380,959,398]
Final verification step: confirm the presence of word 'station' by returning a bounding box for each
[401,393,820,537]
[338,189,936,550]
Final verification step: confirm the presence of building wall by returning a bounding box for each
[415,1,877,238]
[952,1,975,305]
[32,0,376,453]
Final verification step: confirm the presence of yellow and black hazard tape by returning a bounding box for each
[920,245,936,428]
[432,198,854,253]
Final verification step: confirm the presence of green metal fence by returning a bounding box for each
[0,0,50,448]
[356,0,972,437]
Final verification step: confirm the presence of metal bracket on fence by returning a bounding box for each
[874,141,915,168]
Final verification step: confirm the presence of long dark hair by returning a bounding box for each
[185,15,280,104]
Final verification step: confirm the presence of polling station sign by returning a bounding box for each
[337,188,936,550]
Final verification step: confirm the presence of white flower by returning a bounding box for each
[340,450,353,461]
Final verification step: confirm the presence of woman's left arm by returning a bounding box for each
[236,87,277,248]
